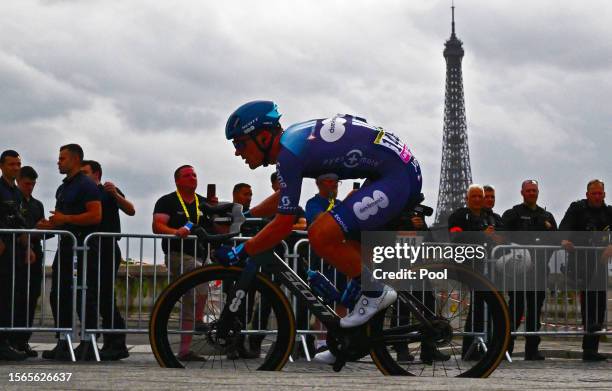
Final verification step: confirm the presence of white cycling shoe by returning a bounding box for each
[313,348,336,365]
[340,285,397,328]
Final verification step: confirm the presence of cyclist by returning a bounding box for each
[216,100,423,362]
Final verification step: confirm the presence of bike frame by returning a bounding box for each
[217,250,437,342]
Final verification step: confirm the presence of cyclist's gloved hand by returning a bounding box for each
[214,243,248,266]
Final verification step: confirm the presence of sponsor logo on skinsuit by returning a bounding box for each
[353,190,389,220]
[320,115,346,142]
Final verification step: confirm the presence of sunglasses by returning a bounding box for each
[232,137,249,151]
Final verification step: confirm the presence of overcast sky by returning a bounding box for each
[1,0,610,236]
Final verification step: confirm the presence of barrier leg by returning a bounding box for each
[476,336,488,353]
[300,334,311,361]
[65,333,76,362]
[91,334,101,362]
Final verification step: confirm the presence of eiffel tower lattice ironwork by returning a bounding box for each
[434,4,473,226]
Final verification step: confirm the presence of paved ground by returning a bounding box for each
[0,338,610,390]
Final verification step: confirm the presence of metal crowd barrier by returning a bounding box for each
[0,229,79,360]
[491,244,611,337]
[2,227,610,363]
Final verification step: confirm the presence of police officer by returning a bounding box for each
[483,185,504,228]
[448,184,503,360]
[0,150,29,361]
[384,192,450,365]
[10,166,46,358]
[559,179,612,361]
[37,144,102,361]
[501,179,557,360]
[81,160,135,360]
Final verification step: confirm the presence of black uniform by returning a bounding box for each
[9,194,46,348]
[448,207,495,245]
[448,207,495,358]
[501,203,557,356]
[559,199,612,353]
[50,172,101,335]
[0,177,25,345]
[94,185,128,346]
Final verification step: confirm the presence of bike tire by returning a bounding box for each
[368,262,510,378]
[149,264,296,370]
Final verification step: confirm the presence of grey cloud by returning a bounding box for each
[0,1,610,235]
[0,51,90,123]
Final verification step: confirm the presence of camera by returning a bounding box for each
[0,201,27,229]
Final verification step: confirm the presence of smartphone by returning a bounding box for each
[207,184,216,199]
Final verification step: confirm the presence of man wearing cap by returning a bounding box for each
[305,174,348,362]
[305,174,341,226]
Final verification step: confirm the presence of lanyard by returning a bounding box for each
[176,190,200,225]
[325,197,335,212]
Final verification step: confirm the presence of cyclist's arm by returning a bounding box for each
[244,214,295,255]
[248,191,280,217]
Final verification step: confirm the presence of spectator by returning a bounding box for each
[232,182,265,239]
[559,179,612,361]
[0,150,29,361]
[383,192,449,365]
[37,144,102,361]
[501,179,557,360]
[152,164,216,361]
[305,174,340,226]
[233,183,253,212]
[81,160,135,360]
[9,166,46,358]
[224,182,260,359]
[483,185,503,229]
[305,174,348,362]
[448,184,497,361]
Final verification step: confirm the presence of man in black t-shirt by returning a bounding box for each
[152,165,216,361]
[81,160,135,361]
[37,144,102,361]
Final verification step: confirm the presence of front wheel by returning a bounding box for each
[368,262,510,378]
[149,264,296,370]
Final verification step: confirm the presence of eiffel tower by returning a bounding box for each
[433,4,473,227]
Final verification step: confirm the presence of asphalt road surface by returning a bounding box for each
[0,340,610,390]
